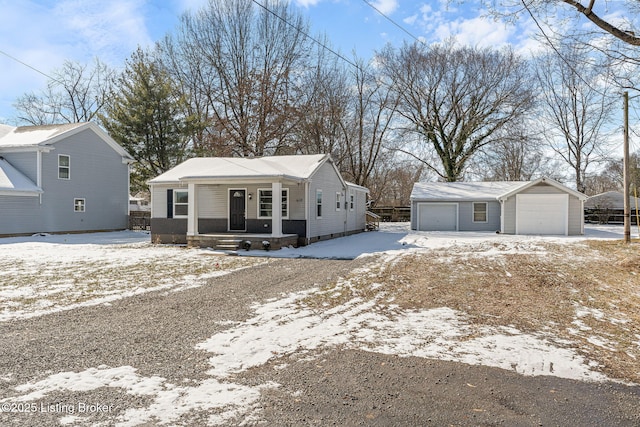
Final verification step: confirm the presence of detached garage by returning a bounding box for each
[411,178,586,236]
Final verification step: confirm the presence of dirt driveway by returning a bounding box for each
[0,257,638,426]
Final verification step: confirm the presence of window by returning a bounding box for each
[316,190,323,218]
[281,188,289,219]
[350,192,354,211]
[74,198,85,212]
[259,189,273,218]
[336,192,341,211]
[473,202,488,222]
[58,155,70,179]
[174,190,188,217]
[258,188,289,218]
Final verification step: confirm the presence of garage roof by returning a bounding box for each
[411,178,587,202]
[410,181,524,201]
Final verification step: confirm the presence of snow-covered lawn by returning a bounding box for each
[0,231,269,321]
[0,224,638,425]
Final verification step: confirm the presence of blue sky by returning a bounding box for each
[0,0,538,123]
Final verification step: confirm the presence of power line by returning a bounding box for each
[359,0,426,46]
[0,49,62,85]
[250,0,361,71]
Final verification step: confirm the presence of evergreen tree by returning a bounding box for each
[101,47,200,192]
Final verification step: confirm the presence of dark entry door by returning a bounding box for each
[229,189,246,231]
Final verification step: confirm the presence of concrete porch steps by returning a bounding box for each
[215,239,243,251]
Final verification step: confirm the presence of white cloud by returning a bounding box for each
[371,0,399,15]
[436,15,516,48]
[294,0,323,7]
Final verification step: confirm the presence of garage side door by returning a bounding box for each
[417,203,458,231]
[516,194,568,235]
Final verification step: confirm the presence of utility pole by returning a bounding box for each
[623,91,630,243]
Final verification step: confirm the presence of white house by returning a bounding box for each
[148,154,369,249]
[0,122,134,236]
[410,178,587,236]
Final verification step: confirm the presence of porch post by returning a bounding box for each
[187,183,198,236]
[271,181,282,237]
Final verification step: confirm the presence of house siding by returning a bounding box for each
[38,129,129,233]
[308,162,347,240]
[152,181,309,237]
[1,152,38,182]
[0,195,42,234]
[411,200,501,232]
[0,128,129,236]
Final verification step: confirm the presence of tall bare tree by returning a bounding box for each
[379,41,535,182]
[338,56,399,188]
[173,0,312,157]
[13,59,113,125]
[535,43,615,193]
[294,41,350,159]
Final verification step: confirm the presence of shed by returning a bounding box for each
[410,178,587,236]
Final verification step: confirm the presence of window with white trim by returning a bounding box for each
[258,188,289,219]
[58,155,70,179]
[74,198,85,212]
[281,188,289,219]
[335,192,341,211]
[316,190,323,218]
[349,192,354,211]
[473,202,488,223]
[173,190,189,218]
[258,189,273,218]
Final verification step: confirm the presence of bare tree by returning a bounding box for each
[338,56,399,188]
[535,42,615,193]
[173,0,312,157]
[379,41,535,182]
[294,41,350,159]
[13,59,113,125]
[489,1,640,46]
[478,120,544,181]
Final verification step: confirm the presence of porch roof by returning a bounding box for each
[149,154,329,184]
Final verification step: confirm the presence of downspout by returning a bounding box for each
[37,150,42,204]
[305,180,310,245]
[499,199,505,234]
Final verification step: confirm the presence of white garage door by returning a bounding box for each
[417,203,458,231]
[516,194,568,235]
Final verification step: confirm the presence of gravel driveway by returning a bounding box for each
[0,257,638,426]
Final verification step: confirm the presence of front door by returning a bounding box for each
[229,189,246,231]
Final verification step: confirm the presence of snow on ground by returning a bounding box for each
[235,222,638,260]
[0,231,267,322]
[0,224,636,425]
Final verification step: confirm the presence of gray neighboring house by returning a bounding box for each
[0,122,134,236]
[584,191,640,224]
[148,154,369,249]
[410,177,587,235]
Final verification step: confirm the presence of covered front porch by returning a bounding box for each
[184,179,305,250]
